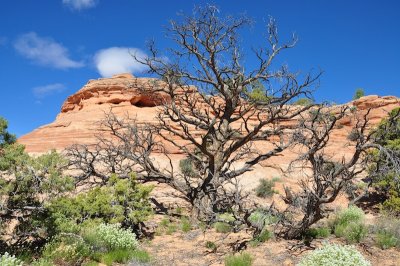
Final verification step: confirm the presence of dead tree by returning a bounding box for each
[67,5,320,222]
[276,106,400,239]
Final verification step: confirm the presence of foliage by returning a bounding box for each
[48,174,153,234]
[0,116,16,147]
[180,217,192,232]
[205,241,217,252]
[224,252,253,266]
[353,88,365,100]
[298,244,371,266]
[214,222,232,233]
[375,231,398,249]
[371,216,400,249]
[294,98,314,106]
[248,210,278,231]
[305,227,331,239]
[0,146,73,251]
[254,229,273,243]
[0,252,23,266]
[330,206,367,243]
[41,234,90,266]
[255,178,277,198]
[368,107,400,214]
[89,223,138,251]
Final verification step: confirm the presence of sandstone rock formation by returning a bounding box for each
[19,73,399,156]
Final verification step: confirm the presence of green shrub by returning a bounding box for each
[255,229,273,242]
[255,178,276,198]
[130,249,151,263]
[298,244,370,266]
[225,252,253,266]
[305,227,331,238]
[0,252,23,266]
[100,249,133,265]
[248,211,278,230]
[214,222,232,233]
[294,98,313,106]
[205,241,217,252]
[48,174,153,234]
[42,234,90,265]
[180,217,192,232]
[353,88,365,100]
[31,258,53,266]
[372,216,400,249]
[331,206,366,243]
[376,231,398,249]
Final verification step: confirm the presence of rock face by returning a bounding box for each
[19,74,399,160]
[19,73,170,153]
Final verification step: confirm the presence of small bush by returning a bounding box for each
[225,252,253,266]
[205,241,217,252]
[372,216,400,249]
[255,178,276,198]
[101,249,133,265]
[331,206,366,243]
[255,229,273,243]
[376,231,398,249]
[214,222,232,233]
[248,211,278,230]
[94,223,138,251]
[42,234,91,265]
[306,227,331,238]
[130,249,151,263]
[180,217,192,232]
[0,252,23,266]
[298,244,371,266]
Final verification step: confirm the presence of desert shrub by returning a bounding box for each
[305,227,331,239]
[214,222,232,233]
[298,244,370,266]
[255,229,273,243]
[375,231,398,249]
[31,258,53,266]
[255,178,276,198]
[42,234,90,265]
[90,223,138,251]
[180,217,192,232]
[225,252,253,266]
[368,108,400,214]
[371,216,400,249]
[248,211,278,231]
[347,129,361,141]
[0,145,74,252]
[100,249,134,265]
[48,174,153,234]
[205,241,217,252]
[0,252,23,266]
[294,98,313,106]
[353,88,365,100]
[330,206,366,243]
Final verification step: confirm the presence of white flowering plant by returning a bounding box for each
[0,252,23,266]
[297,243,371,266]
[93,223,138,251]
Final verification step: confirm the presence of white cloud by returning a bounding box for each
[62,0,97,10]
[33,83,66,99]
[14,32,84,69]
[94,47,148,77]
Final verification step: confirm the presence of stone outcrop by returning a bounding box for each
[19,74,399,159]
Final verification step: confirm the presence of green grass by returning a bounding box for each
[214,222,232,233]
[376,231,398,249]
[180,217,192,232]
[225,252,253,266]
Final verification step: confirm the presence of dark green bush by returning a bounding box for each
[255,178,276,198]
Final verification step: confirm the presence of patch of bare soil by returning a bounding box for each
[141,225,400,266]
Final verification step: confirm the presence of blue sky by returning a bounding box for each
[1,0,399,137]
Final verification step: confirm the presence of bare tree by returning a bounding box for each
[275,106,400,239]
[68,5,320,223]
